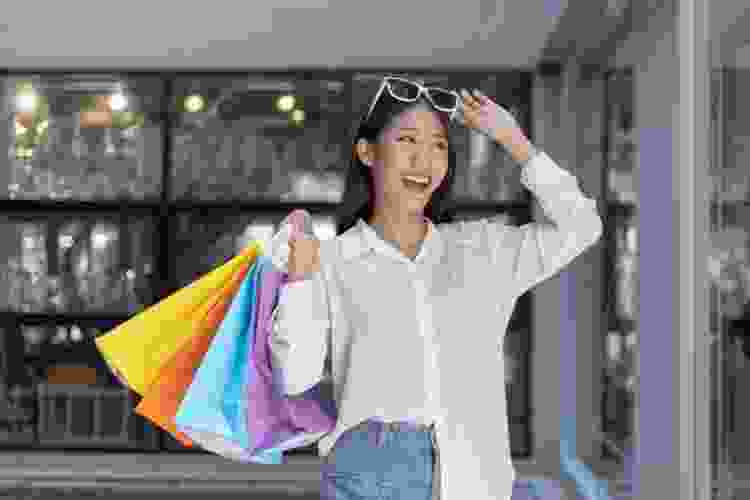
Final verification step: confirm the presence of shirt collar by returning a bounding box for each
[339,215,443,264]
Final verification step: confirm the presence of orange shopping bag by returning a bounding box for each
[95,242,262,397]
[134,259,253,447]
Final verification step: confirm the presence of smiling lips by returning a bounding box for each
[402,175,431,193]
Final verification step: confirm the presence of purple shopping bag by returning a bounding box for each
[245,255,337,456]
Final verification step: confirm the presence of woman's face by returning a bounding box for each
[357,104,450,217]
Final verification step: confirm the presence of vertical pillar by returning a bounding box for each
[531,61,607,498]
[569,65,606,467]
[530,69,567,489]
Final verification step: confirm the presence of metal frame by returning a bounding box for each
[679,0,711,498]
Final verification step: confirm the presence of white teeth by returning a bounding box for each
[403,175,430,185]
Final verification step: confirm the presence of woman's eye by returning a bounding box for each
[398,136,416,143]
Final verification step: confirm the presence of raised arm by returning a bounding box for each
[486,150,602,296]
[457,88,602,296]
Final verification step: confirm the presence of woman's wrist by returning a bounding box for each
[496,128,537,165]
[287,272,313,284]
[495,127,537,165]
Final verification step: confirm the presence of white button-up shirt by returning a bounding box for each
[268,151,602,500]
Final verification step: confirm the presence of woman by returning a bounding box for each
[269,75,603,500]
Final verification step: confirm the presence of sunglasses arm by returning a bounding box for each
[365,79,389,121]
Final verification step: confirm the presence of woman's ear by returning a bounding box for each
[355,139,375,167]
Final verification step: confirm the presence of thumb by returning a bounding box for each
[286,209,307,241]
[289,221,302,241]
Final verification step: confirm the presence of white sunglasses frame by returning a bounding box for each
[364,76,461,123]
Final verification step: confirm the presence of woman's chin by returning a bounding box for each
[407,200,430,216]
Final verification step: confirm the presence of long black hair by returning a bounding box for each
[335,84,459,236]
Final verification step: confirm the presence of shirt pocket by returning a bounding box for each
[430,246,497,342]
[433,239,492,301]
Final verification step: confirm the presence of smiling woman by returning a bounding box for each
[269,73,604,500]
[337,77,460,238]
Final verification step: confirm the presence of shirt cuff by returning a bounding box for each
[278,276,319,304]
[283,277,315,289]
[519,149,568,191]
[519,143,541,167]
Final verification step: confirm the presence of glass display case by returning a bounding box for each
[0,215,158,314]
[707,65,750,494]
[601,68,639,461]
[4,76,164,201]
[170,76,348,203]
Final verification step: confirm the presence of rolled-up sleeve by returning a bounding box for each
[484,151,603,296]
[268,270,331,396]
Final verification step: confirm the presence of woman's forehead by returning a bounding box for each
[387,106,447,133]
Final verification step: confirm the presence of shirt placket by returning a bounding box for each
[409,262,444,500]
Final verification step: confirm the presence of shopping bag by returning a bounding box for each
[560,418,612,500]
[133,258,253,447]
[95,242,262,396]
[175,258,280,463]
[246,255,337,456]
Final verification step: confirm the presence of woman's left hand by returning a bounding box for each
[457,88,525,146]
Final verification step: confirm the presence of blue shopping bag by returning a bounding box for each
[175,259,281,464]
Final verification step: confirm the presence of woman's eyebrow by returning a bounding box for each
[398,128,447,138]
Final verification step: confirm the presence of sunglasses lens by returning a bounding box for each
[427,89,458,111]
[388,79,421,100]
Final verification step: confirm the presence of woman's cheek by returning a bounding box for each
[370,159,395,195]
[433,168,448,190]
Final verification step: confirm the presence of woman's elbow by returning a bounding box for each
[591,212,603,243]
[584,211,604,248]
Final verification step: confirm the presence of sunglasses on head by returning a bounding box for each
[365,76,461,123]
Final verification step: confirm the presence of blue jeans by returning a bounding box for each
[320,419,435,500]
[320,419,548,500]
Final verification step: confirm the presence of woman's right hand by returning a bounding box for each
[287,210,321,282]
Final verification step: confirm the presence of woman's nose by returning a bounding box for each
[411,144,434,165]
[411,154,429,170]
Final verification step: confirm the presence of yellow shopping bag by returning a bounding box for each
[95,242,263,396]
[134,258,253,446]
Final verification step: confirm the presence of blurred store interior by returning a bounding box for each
[0,0,747,498]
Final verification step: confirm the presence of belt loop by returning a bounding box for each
[376,421,385,447]
[430,424,440,500]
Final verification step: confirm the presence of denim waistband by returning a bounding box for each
[364,417,441,499]
[367,417,435,432]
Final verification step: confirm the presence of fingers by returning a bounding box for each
[287,209,312,241]
[460,88,480,109]
[453,105,467,126]
[460,88,493,109]
[472,89,492,105]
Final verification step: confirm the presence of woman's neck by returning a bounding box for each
[368,212,427,250]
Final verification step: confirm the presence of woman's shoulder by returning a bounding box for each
[437,215,498,238]
[437,215,516,250]
[317,231,352,269]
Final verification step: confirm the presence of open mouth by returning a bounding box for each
[402,175,431,193]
